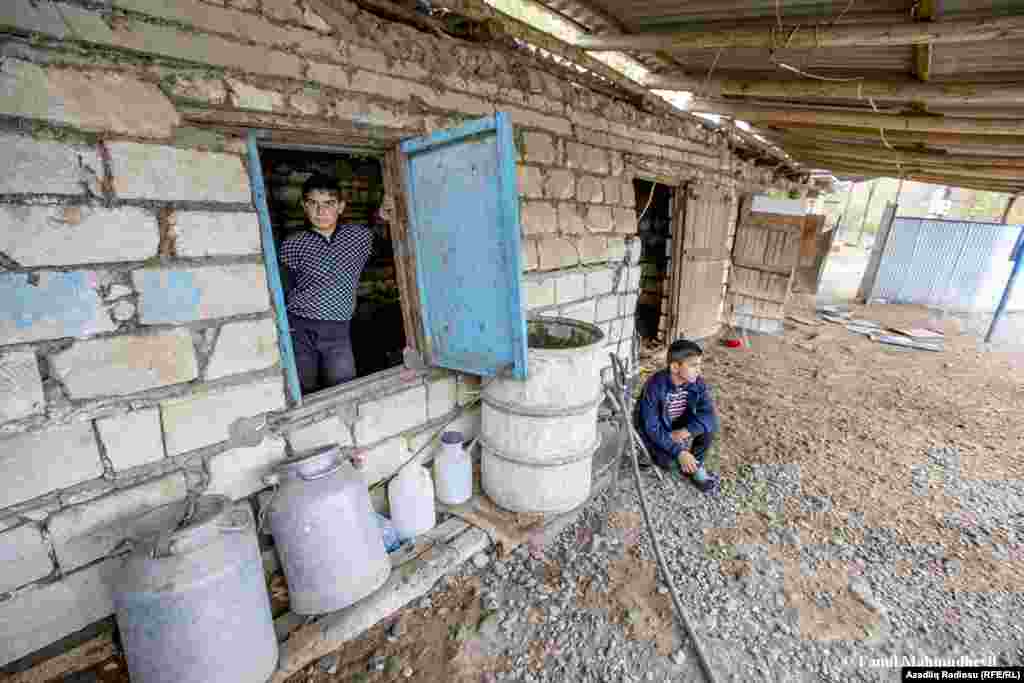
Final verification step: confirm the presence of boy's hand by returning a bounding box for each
[671,429,691,444]
[378,194,395,223]
[677,451,698,474]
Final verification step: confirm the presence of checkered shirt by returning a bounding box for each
[279,224,373,322]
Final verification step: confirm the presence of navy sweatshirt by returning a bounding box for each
[634,369,719,458]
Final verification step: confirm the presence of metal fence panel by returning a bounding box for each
[871,217,1023,312]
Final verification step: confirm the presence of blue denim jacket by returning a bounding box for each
[634,369,719,458]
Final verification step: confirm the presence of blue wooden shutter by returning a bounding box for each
[399,113,528,379]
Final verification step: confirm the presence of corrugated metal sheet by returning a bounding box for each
[871,218,1024,311]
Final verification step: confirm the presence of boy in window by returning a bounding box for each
[634,339,720,494]
[279,173,393,394]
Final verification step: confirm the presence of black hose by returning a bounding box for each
[604,387,719,683]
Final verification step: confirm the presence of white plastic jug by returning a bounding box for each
[388,462,436,540]
[433,431,472,506]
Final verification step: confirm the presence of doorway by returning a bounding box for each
[633,179,675,342]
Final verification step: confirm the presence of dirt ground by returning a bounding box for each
[41,297,1023,682]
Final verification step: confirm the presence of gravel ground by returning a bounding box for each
[439,452,1024,683]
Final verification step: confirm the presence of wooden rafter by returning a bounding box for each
[792,154,1024,182]
[687,101,1024,135]
[912,0,936,83]
[791,157,1024,192]
[777,140,1024,168]
[757,123,1024,150]
[573,14,1024,51]
[642,74,1024,106]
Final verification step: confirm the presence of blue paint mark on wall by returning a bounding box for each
[0,271,111,342]
[137,271,202,324]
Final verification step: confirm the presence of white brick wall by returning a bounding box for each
[585,268,615,298]
[51,330,199,400]
[160,379,286,456]
[354,385,427,445]
[94,409,165,471]
[0,206,158,267]
[522,277,555,310]
[206,436,286,501]
[0,271,115,346]
[596,295,620,322]
[0,523,54,594]
[133,264,270,325]
[0,351,45,424]
[106,142,250,202]
[174,211,263,257]
[0,558,117,666]
[427,376,456,421]
[48,473,187,571]
[0,424,104,509]
[1,132,102,195]
[204,318,280,380]
[284,415,354,452]
[554,272,585,304]
[560,300,596,324]
[357,436,408,487]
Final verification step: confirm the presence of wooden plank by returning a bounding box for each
[728,287,788,305]
[574,15,1024,51]
[688,102,1024,136]
[642,74,1024,106]
[6,634,116,683]
[385,146,426,357]
[732,260,794,275]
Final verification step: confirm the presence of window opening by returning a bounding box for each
[259,147,407,398]
[633,179,675,343]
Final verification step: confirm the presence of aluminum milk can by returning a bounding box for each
[112,495,278,683]
[433,431,472,505]
[266,445,391,615]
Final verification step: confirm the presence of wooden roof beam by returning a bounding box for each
[790,156,1024,191]
[776,140,1024,168]
[791,153,1024,182]
[642,74,1024,106]
[755,123,1024,150]
[573,14,1024,51]
[912,0,936,83]
[687,101,1024,135]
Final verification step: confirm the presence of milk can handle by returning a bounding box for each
[298,461,345,481]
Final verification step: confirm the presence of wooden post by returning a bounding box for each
[855,180,879,248]
[1001,194,1020,224]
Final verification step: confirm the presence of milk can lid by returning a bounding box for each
[151,495,249,557]
[441,431,464,445]
[273,444,346,481]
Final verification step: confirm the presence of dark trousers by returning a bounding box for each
[288,315,356,394]
[646,421,716,472]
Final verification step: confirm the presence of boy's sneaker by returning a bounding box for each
[693,472,720,496]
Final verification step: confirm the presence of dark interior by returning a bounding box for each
[633,179,674,342]
[260,148,407,385]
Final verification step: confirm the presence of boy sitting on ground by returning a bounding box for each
[635,339,720,494]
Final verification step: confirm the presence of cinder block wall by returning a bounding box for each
[0,0,797,666]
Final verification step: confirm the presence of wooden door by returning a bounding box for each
[794,213,827,293]
[726,200,804,335]
[666,182,735,341]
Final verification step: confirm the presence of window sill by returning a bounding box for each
[274,365,452,425]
